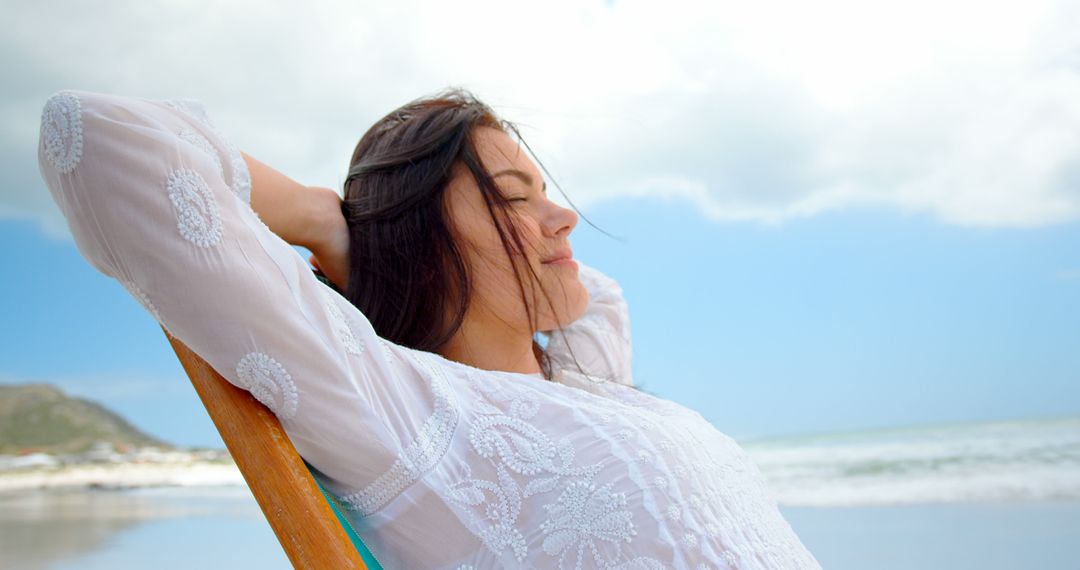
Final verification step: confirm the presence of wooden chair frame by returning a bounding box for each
[163,326,374,569]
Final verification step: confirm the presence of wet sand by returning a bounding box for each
[781,501,1080,569]
[2,488,1078,569]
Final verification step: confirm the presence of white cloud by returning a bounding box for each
[2,0,1078,239]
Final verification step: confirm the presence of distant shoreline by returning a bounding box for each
[4,459,1079,508]
[0,461,244,494]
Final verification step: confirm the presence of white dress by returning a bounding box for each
[37,90,822,570]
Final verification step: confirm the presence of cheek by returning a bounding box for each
[469,237,516,281]
[516,220,546,264]
[458,213,555,313]
[476,219,545,276]
[456,215,510,269]
[461,231,524,304]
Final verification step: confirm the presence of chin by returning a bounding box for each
[560,283,590,326]
[534,272,589,329]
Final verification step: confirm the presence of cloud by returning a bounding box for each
[2,0,1079,239]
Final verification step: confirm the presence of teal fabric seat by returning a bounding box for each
[306,462,385,570]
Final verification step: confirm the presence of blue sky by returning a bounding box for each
[2,0,1079,448]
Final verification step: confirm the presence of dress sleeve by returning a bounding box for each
[542,261,635,387]
[36,90,449,517]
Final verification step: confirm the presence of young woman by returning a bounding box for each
[38,89,821,569]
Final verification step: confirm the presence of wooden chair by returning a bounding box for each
[163,326,384,569]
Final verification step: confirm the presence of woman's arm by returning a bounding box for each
[242,153,349,290]
[38,90,444,517]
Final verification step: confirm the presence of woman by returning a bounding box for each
[38,89,821,569]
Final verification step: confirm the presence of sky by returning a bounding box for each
[1,0,1078,448]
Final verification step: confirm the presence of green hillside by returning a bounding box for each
[0,383,169,454]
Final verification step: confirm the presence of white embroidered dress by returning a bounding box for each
[37,90,822,570]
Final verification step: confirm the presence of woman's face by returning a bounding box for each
[444,126,588,333]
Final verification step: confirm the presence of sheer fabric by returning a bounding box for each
[38,90,821,570]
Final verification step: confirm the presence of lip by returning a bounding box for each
[542,247,574,264]
[545,257,578,269]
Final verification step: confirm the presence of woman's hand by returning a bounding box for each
[307,186,350,292]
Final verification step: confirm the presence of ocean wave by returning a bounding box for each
[740,415,1080,506]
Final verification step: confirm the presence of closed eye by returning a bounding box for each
[494,169,548,201]
[512,183,547,202]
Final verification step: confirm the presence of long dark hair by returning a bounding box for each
[338,87,589,381]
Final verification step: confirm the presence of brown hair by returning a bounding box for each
[338,87,590,381]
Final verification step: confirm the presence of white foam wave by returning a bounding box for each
[740,415,1080,506]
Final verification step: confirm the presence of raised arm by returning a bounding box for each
[241,153,350,291]
[38,90,452,518]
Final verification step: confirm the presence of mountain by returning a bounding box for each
[0,383,170,454]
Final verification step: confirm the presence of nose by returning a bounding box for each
[546,202,578,238]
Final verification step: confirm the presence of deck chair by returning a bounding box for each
[163,325,385,569]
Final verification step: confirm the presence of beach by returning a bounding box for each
[0,462,244,494]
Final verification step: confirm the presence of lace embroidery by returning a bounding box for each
[610,559,667,570]
[178,128,224,179]
[596,381,824,568]
[341,350,459,516]
[118,278,165,327]
[447,373,664,569]
[320,287,364,356]
[559,380,722,562]
[164,99,252,204]
[681,532,699,549]
[447,462,530,562]
[540,478,637,568]
[235,352,299,420]
[165,168,222,248]
[41,91,84,174]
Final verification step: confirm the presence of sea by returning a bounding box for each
[2,414,1078,569]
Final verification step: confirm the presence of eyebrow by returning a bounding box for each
[492,168,547,193]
